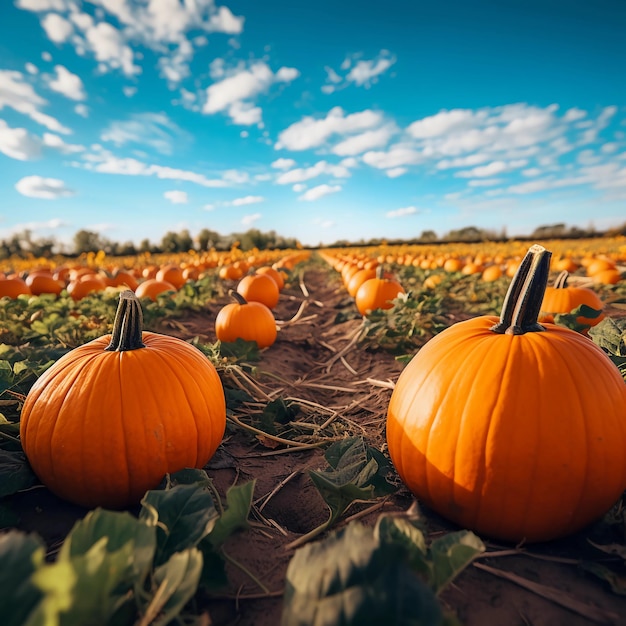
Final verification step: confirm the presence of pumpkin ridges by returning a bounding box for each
[387,300,626,542]
[20,291,227,509]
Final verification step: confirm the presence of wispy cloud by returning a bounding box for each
[298,184,341,201]
[163,190,188,204]
[15,175,75,199]
[322,50,396,93]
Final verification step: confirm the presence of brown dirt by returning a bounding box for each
[7,264,626,626]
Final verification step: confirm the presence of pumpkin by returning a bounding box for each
[255,266,285,291]
[20,290,226,509]
[236,273,280,310]
[25,272,63,296]
[539,271,605,332]
[67,276,107,300]
[135,278,176,301]
[0,277,31,298]
[386,244,626,543]
[215,291,277,348]
[156,264,186,289]
[354,267,405,316]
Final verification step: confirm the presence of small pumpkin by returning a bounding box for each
[354,267,405,316]
[0,277,31,298]
[236,273,280,310]
[386,245,626,543]
[20,290,226,509]
[215,291,277,348]
[135,278,176,301]
[539,270,605,332]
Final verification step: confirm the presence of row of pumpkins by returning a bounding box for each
[13,244,626,545]
[322,248,616,335]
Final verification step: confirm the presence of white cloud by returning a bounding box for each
[292,183,306,192]
[47,64,86,100]
[456,161,509,178]
[387,206,418,218]
[43,132,84,153]
[0,120,41,160]
[298,184,341,202]
[101,113,190,155]
[331,125,395,156]
[563,107,587,122]
[15,175,75,199]
[467,178,502,187]
[276,160,350,184]
[123,86,137,97]
[322,50,396,93]
[408,109,476,139]
[276,107,384,151]
[347,53,396,87]
[228,101,262,125]
[86,22,140,76]
[203,61,299,125]
[15,0,68,10]
[241,212,261,226]
[78,148,235,188]
[0,70,70,133]
[74,103,89,117]
[25,63,39,75]
[362,146,424,169]
[271,157,296,170]
[164,190,188,204]
[386,167,407,178]
[41,13,74,43]
[204,203,215,211]
[229,195,264,206]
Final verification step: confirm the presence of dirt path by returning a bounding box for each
[8,263,626,625]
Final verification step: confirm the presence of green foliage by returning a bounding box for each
[589,316,626,380]
[282,507,484,626]
[0,470,256,625]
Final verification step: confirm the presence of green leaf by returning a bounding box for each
[309,437,396,527]
[28,536,137,626]
[259,398,299,434]
[206,480,255,547]
[197,541,228,591]
[282,521,443,626]
[375,515,432,580]
[140,483,219,567]
[0,531,45,626]
[0,450,39,498]
[219,338,260,362]
[553,304,603,333]
[140,548,203,626]
[60,507,157,587]
[589,316,626,357]
[428,530,485,594]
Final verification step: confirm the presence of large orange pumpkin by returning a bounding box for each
[386,245,626,543]
[20,290,226,509]
[215,291,277,348]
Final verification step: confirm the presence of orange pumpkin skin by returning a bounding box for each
[0,278,31,298]
[355,276,405,316]
[539,272,605,331]
[387,248,626,543]
[236,274,280,310]
[20,293,226,509]
[215,294,277,349]
[135,279,176,301]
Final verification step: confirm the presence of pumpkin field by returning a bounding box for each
[1,236,626,626]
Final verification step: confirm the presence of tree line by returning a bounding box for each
[1,221,625,260]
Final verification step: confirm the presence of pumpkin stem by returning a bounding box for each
[554,270,569,289]
[491,244,552,335]
[375,264,385,280]
[229,289,248,306]
[105,290,146,352]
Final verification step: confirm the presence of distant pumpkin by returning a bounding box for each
[215,291,277,348]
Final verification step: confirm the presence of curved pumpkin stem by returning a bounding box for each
[105,290,146,352]
[491,244,552,336]
[229,289,248,305]
[554,270,569,289]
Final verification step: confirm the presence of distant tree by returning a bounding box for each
[74,230,107,254]
[419,230,438,242]
[196,228,221,251]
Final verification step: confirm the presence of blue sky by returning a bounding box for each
[1,0,625,249]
